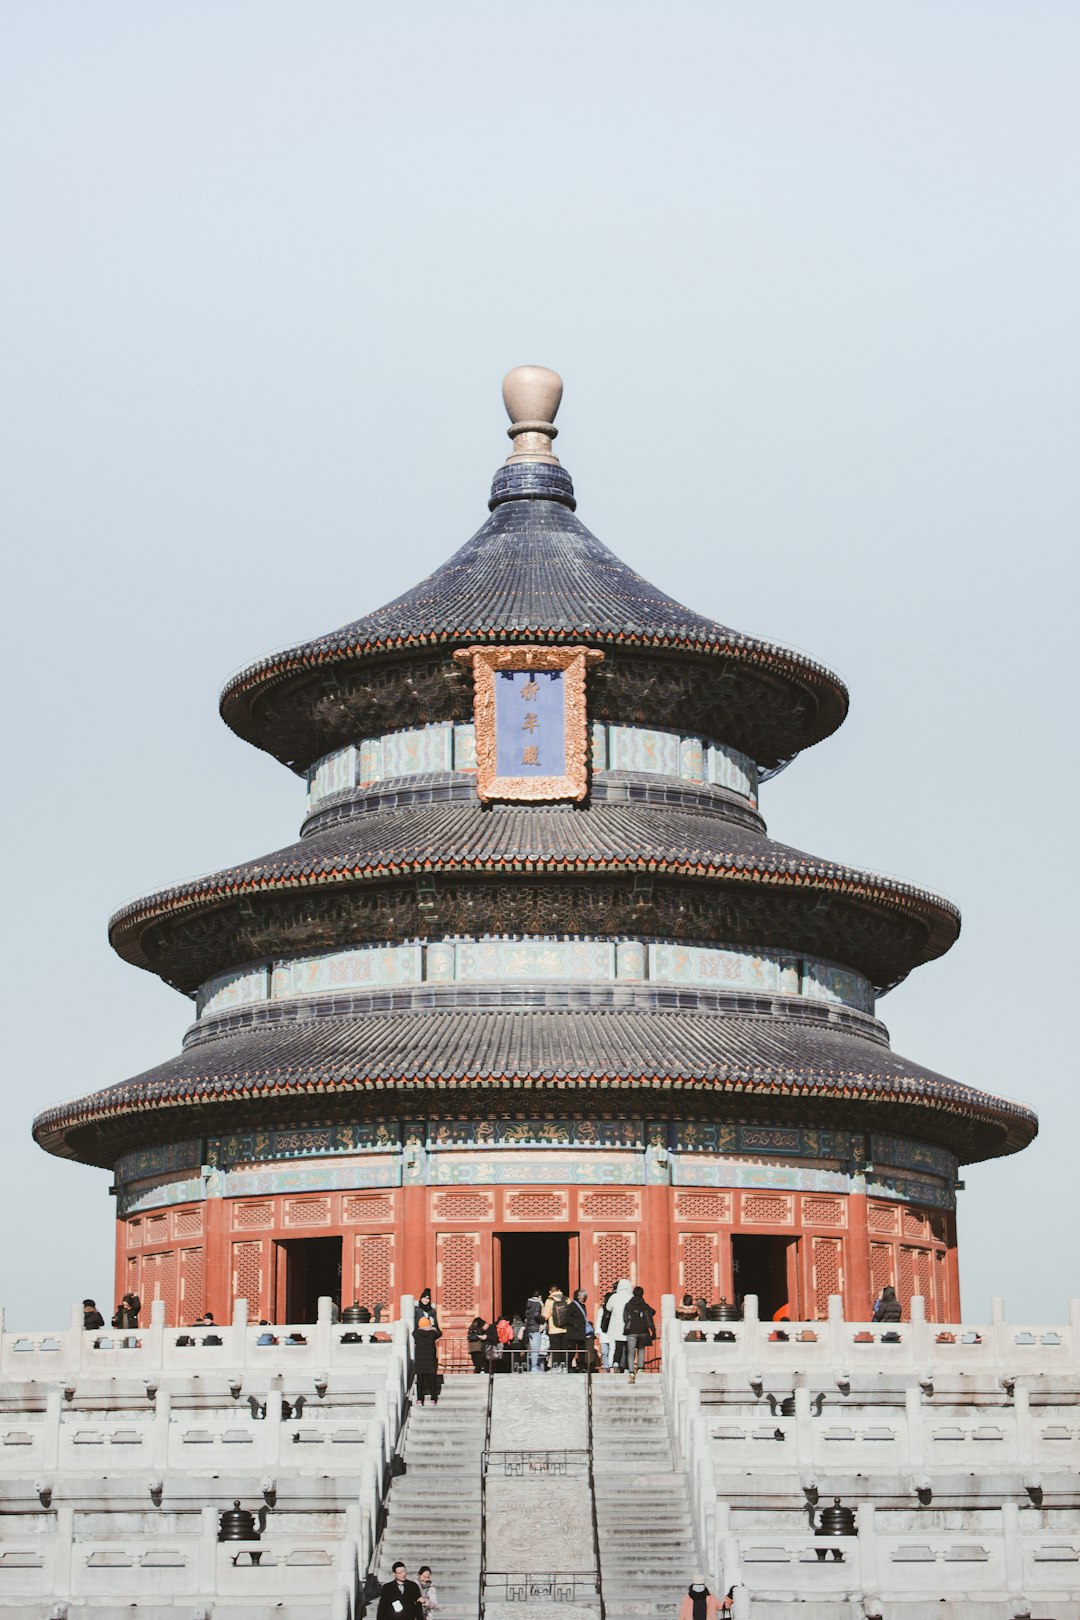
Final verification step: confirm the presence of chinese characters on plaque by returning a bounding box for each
[452,645,604,803]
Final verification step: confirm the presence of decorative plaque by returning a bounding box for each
[452,645,604,803]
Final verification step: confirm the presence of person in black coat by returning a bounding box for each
[413,1315,442,1405]
[565,1289,590,1371]
[873,1285,902,1323]
[377,1562,424,1620]
[622,1286,656,1382]
[82,1299,105,1331]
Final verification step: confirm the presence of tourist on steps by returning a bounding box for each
[413,1314,441,1405]
[622,1285,656,1382]
[466,1316,489,1373]
[414,1288,440,1332]
[542,1286,570,1371]
[678,1580,719,1619]
[417,1564,438,1613]
[377,1561,423,1620]
[601,1279,633,1372]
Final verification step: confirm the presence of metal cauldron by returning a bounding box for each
[707,1299,742,1322]
[341,1303,370,1324]
[218,1500,259,1542]
[814,1497,856,1560]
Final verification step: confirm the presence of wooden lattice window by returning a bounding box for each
[675,1192,731,1223]
[284,1198,331,1227]
[353,1234,393,1310]
[234,1202,274,1229]
[579,1192,638,1221]
[902,1207,927,1238]
[811,1236,843,1317]
[127,1219,142,1248]
[232,1240,264,1319]
[802,1197,844,1226]
[505,1191,568,1223]
[174,1208,202,1238]
[898,1245,916,1313]
[431,1191,493,1222]
[868,1201,898,1233]
[742,1194,791,1225]
[343,1193,394,1223]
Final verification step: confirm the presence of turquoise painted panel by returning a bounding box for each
[591,722,608,769]
[358,738,382,784]
[431,1157,640,1185]
[425,941,457,982]
[197,964,269,1019]
[456,938,614,982]
[708,741,758,802]
[608,725,681,777]
[307,745,357,806]
[616,940,646,980]
[381,724,453,779]
[651,943,793,994]
[802,958,876,1014]
[674,1161,849,1192]
[679,736,705,782]
[452,724,477,772]
[271,944,422,999]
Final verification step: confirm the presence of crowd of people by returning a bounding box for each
[413,1279,658,1385]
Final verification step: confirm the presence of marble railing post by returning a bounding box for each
[909,1294,929,1365]
[1069,1298,1080,1367]
[147,1297,166,1368]
[152,1389,172,1471]
[794,1384,812,1467]
[69,1303,85,1379]
[904,1385,924,1472]
[855,1499,877,1597]
[315,1294,334,1367]
[1001,1500,1023,1592]
[231,1296,248,1362]
[197,1503,217,1593]
[1015,1383,1033,1467]
[991,1297,1009,1364]
[827,1293,846,1363]
[43,1386,62,1469]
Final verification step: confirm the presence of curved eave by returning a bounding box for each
[32,1007,1036,1170]
[108,826,960,989]
[220,628,849,770]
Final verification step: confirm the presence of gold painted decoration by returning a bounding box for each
[453,645,603,803]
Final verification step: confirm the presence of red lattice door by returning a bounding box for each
[678,1231,718,1303]
[811,1236,843,1318]
[593,1232,637,1295]
[179,1247,205,1323]
[436,1231,480,1325]
[231,1240,265,1321]
[353,1234,394,1314]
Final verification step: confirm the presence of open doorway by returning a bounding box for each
[494,1232,575,1320]
[731,1235,798,1320]
[275,1236,342,1324]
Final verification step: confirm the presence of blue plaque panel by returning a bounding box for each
[494,669,566,778]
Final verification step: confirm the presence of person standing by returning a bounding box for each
[601,1279,633,1373]
[542,1286,569,1372]
[417,1565,439,1614]
[524,1288,547,1373]
[565,1288,590,1372]
[413,1315,442,1406]
[377,1561,423,1620]
[622,1285,656,1382]
[872,1285,901,1323]
[414,1288,439,1332]
[466,1316,488,1374]
[82,1299,105,1332]
[678,1580,719,1619]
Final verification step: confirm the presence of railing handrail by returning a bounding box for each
[478,1365,495,1620]
[587,1362,606,1620]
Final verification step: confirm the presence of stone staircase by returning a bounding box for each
[592,1374,704,1620]
[372,1376,487,1619]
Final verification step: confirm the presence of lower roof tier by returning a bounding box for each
[34,1000,1035,1169]
[108,800,960,996]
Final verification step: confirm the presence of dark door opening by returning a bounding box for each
[275,1237,343,1324]
[495,1232,575,1320]
[731,1235,797,1320]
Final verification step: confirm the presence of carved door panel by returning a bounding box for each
[677,1231,718,1303]
[436,1230,481,1326]
[811,1236,843,1318]
[593,1231,636,1295]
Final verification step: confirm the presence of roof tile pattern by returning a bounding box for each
[108,801,960,980]
[32,1006,1036,1168]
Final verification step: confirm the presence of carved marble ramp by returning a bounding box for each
[485,1376,599,1620]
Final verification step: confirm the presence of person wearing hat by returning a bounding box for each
[413,1313,442,1406]
[678,1580,719,1619]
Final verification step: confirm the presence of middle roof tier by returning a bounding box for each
[109,799,959,996]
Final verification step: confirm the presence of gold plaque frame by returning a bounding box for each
[453,645,604,803]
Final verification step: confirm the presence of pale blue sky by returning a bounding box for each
[1,2,1076,1325]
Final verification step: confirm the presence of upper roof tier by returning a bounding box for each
[219,368,849,774]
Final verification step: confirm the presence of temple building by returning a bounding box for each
[34,367,1035,1330]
